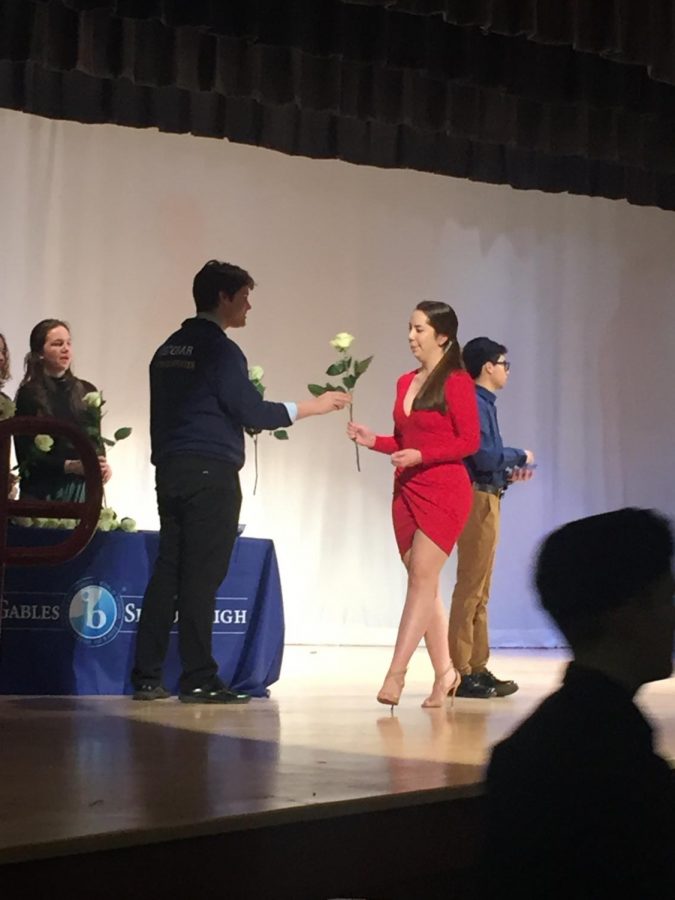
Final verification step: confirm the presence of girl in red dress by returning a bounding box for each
[348,302,479,707]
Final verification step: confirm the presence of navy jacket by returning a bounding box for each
[150,317,291,468]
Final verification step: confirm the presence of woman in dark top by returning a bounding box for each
[14,319,111,501]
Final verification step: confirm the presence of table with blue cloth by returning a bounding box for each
[0,527,284,697]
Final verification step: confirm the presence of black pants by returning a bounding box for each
[132,455,242,692]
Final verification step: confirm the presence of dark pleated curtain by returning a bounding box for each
[2,0,675,210]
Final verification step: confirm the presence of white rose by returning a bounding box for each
[99,507,116,522]
[248,365,264,382]
[120,517,137,533]
[34,434,54,452]
[83,391,103,408]
[329,332,355,351]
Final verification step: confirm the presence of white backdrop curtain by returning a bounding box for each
[1,106,674,647]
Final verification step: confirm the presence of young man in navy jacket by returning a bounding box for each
[132,260,350,703]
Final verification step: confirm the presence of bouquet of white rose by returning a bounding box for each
[81,391,132,453]
[0,395,16,421]
[14,509,137,532]
[246,366,289,494]
[14,391,135,523]
[21,391,132,480]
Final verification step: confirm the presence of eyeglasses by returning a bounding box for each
[494,360,511,372]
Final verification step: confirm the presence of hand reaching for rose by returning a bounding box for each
[347,422,376,448]
[319,391,352,413]
[391,448,422,468]
[345,425,422,467]
[298,391,352,419]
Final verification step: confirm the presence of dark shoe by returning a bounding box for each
[475,669,519,697]
[133,683,172,701]
[179,682,251,704]
[454,674,497,699]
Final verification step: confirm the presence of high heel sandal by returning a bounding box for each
[377,669,407,708]
[421,666,461,708]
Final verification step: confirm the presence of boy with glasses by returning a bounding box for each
[449,337,535,698]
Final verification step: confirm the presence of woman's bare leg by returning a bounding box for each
[423,586,451,675]
[421,586,460,707]
[378,531,450,707]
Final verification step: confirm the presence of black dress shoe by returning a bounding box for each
[475,669,519,697]
[454,674,497,699]
[133,684,172,701]
[179,683,251,704]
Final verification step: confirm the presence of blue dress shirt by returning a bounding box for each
[464,385,526,490]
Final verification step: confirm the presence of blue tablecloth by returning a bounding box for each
[0,527,284,697]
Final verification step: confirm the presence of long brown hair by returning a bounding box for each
[0,332,10,389]
[412,301,464,413]
[19,319,86,416]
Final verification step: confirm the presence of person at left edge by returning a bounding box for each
[131,259,351,704]
[0,331,18,499]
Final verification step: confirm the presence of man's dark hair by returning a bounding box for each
[535,508,673,647]
[192,260,255,312]
[462,337,507,379]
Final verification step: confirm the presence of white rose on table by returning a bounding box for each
[120,517,137,533]
[329,332,355,351]
[82,391,103,408]
[34,434,54,452]
[248,365,264,382]
[98,507,118,530]
[12,517,33,527]
[97,519,116,532]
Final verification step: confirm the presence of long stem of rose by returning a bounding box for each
[349,402,360,472]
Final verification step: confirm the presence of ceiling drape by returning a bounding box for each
[2,0,675,209]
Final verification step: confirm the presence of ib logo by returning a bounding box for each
[68,580,122,646]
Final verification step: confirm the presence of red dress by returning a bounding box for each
[373,369,480,556]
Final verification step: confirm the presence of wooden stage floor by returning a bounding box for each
[1,647,674,867]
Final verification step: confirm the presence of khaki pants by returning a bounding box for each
[449,490,501,675]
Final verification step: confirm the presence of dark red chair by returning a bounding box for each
[0,416,103,568]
